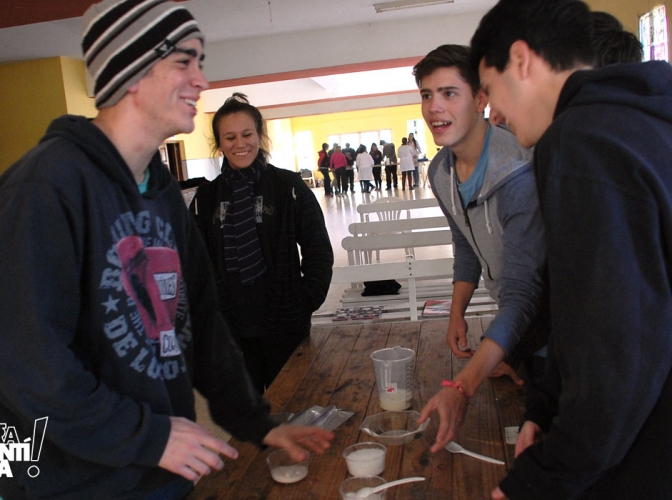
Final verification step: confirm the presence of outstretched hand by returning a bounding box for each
[418,386,469,453]
[159,416,239,482]
[263,424,334,462]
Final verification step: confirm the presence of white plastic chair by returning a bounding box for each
[361,197,414,263]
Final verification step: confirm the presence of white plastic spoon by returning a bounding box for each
[352,476,425,498]
[445,441,505,465]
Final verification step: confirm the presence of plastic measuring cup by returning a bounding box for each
[370,346,415,410]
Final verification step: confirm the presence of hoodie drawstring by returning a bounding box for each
[450,166,457,216]
[484,199,493,234]
[452,160,493,234]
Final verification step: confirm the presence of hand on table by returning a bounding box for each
[418,386,469,453]
[159,416,239,482]
[489,361,525,386]
[492,486,507,499]
[263,424,334,462]
[490,422,542,499]
[446,316,473,358]
[515,420,543,458]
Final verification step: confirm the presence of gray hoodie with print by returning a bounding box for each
[428,124,547,359]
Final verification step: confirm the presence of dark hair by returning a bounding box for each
[591,11,643,67]
[470,0,594,75]
[401,137,408,145]
[371,143,378,150]
[413,44,480,96]
[321,142,329,150]
[356,144,367,154]
[211,92,270,158]
[591,11,623,32]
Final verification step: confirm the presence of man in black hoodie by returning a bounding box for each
[0,1,332,499]
[471,1,672,499]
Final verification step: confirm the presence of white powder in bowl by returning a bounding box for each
[270,464,308,483]
[345,448,386,476]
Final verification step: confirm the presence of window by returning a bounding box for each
[327,130,392,151]
[640,5,669,62]
[294,130,315,171]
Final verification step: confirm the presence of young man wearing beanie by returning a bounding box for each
[471,0,672,498]
[0,1,332,498]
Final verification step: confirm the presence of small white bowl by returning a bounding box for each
[339,475,387,500]
[266,448,310,484]
[342,442,387,476]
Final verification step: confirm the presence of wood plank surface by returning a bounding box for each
[188,316,524,500]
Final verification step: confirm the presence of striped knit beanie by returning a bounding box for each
[82,0,204,109]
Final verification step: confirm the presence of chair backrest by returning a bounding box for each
[357,197,439,222]
[348,216,449,237]
[367,197,409,222]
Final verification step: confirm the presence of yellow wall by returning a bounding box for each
[60,57,97,119]
[0,58,69,173]
[174,100,214,160]
[290,103,434,166]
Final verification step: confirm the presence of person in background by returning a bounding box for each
[342,142,357,193]
[397,137,415,190]
[0,2,333,498]
[415,44,549,457]
[370,142,383,190]
[356,144,375,193]
[190,93,334,395]
[328,142,338,158]
[408,132,422,186]
[330,145,348,197]
[380,139,398,190]
[591,11,643,66]
[318,142,333,197]
[471,0,672,498]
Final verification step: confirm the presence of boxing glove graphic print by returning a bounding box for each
[117,236,183,359]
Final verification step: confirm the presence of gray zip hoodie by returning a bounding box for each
[428,124,546,356]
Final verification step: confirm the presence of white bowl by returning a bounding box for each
[359,411,429,445]
[342,442,387,476]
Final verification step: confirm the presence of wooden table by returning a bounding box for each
[189,316,525,500]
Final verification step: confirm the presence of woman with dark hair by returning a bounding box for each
[190,93,334,393]
[330,145,348,196]
[408,132,422,187]
[317,142,333,197]
[370,143,383,190]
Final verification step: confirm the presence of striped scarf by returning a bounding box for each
[221,154,267,285]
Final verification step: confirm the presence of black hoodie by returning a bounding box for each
[500,62,672,499]
[0,116,274,499]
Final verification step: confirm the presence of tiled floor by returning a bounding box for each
[310,180,450,315]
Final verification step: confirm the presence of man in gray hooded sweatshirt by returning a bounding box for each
[416,45,549,453]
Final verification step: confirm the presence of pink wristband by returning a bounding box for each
[441,380,469,400]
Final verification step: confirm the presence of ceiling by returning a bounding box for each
[0,0,494,111]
